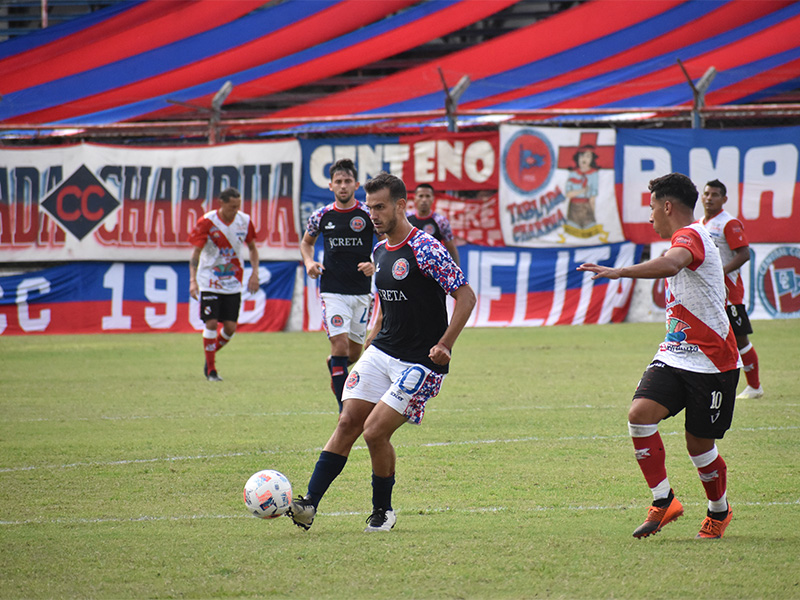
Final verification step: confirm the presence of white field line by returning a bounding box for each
[1,425,798,474]
[9,402,799,424]
[7,404,627,423]
[2,499,798,528]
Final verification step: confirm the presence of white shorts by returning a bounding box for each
[342,345,445,425]
[320,293,373,344]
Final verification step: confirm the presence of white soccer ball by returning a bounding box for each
[242,469,293,519]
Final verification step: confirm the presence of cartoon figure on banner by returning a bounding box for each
[565,145,599,228]
[562,144,609,241]
[550,131,615,243]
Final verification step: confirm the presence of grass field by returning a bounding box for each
[1,321,798,599]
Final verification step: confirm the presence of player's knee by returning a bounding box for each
[627,403,652,425]
[335,410,365,440]
[628,397,668,425]
[329,334,349,356]
[362,424,384,449]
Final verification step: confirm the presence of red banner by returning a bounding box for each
[398,131,498,191]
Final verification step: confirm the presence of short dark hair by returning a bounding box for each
[415,183,435,194]
[572,146,599,169]
[363,171,407,202]
[705,179,727,197]
[330,158,357,180]
[648,173,698,210]
[220,187,240,203]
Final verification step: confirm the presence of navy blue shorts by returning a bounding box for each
[199,291,241,323]
[632,360,739,439]
[727,304,753,336]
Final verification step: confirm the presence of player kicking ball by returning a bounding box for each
[578,173,740,540]
[289,172,475,532]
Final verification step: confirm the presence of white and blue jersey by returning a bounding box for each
[371,228,467,374]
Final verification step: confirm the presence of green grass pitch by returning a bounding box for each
[1,321,798,599]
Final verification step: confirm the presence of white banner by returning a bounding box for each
[0,141,303,261]
[498,125,624,247]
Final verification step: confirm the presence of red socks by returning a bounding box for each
[691,446,727,506]
[740,343,760,388]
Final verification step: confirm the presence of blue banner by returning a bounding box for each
[0,261,297,335]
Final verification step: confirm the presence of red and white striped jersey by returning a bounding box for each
[700,210,749,305]
[189,210,256,294]
[655,223,741,374]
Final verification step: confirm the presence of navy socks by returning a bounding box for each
[306,450,348,507]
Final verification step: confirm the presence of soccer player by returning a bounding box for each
[578,173,741,540]
[289,172,476,532]
[300,159,376,412]
[407,183,460,265]
[700,179,763,399]
[188,187,259,382]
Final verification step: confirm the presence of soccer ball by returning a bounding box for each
[242,469,293,519]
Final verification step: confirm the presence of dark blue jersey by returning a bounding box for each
[371,228,467,374]
[306,201,375,295]
[406,212,454,243]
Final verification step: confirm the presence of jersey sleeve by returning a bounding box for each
[305,205,324,236]
[671,227,705,271]
[187,216,212,248]
[245,219,257,244]
[413,233,467,293]
[433,213,455,242]
[723,218,748,250]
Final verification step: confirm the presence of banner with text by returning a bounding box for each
[616,127,800,244]
[0,141,302,262]
[498,126,624,247]
[304,242,641,330]
[432,191,504,247]
[0,260,296,335]
[299,132,498,226]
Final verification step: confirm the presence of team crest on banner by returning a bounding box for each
[40,165,120,240]
[499,126,623,247]
[757,246,800,318]
[502,129,554,195]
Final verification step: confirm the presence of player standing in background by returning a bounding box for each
[700,179,764,400]
[300,159,376,412]
[407,183,460,265]
[578,173,741,540]
[189,187,260,382]
[289,172,476,532]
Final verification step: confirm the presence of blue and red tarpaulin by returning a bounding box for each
[0,0,798,131]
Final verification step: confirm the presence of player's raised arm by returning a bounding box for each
[578,247,693,281]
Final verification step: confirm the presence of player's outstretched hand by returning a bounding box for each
[358,262,375,277]
[577,263,621,280]
[429,343,451,366]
